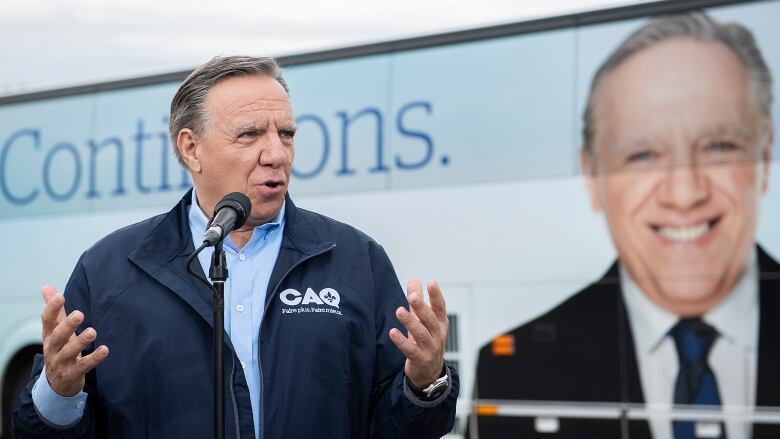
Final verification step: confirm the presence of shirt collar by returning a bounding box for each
[188,189,285,251]
[620,248,759,354]
[620,267,678,355]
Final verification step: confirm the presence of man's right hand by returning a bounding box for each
[41,285,109,397]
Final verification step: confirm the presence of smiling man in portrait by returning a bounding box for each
[474,11,779,439]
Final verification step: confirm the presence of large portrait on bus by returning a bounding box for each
[471,7,780,439]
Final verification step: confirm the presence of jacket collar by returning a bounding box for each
[265,193,336,302]
[756,245,780,406]
[278,192,334,256]
[127,189,216,326]
[604,261,647,405]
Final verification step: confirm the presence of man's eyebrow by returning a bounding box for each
[231,121,268,136]
[279,122,298,131]
[699,124,752,140]
[613,137,654,152]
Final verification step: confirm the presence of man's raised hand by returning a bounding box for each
[389,278,449,389]
[40,285,108,396]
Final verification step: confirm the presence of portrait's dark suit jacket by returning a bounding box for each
[472,245,780,439]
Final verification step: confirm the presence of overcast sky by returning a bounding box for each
[0,0,649,97]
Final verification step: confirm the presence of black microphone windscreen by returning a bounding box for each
[214,192,252,229]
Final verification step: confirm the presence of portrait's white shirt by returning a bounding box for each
[621,250,759,439]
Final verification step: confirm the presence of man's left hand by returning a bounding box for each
[389,278,448,389]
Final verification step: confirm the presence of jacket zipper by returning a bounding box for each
[258,244,336,439]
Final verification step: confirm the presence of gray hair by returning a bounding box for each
[169,55,289,165]
[582,11,773,154]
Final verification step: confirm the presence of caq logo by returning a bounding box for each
[280,287,341,308]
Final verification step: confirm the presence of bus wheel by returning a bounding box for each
[2,346,41,439]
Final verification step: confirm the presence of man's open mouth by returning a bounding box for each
[262,180,284,189]
[650,217,721,243]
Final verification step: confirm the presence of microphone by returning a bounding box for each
[203,192,252,246]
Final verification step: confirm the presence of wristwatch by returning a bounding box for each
[408,367,449,400]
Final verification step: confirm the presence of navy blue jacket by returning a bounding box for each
[13,191,458,438]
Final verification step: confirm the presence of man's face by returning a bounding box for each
[584,38,772,316]
[185,75,296,229]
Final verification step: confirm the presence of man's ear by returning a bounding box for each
[760,124,773,195]
[177,129,201,173]
[581,147,603,212]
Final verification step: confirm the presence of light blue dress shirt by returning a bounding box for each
[33,190,284,439]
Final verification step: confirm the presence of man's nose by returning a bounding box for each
[657,161,710,210]
[258,135,288,167]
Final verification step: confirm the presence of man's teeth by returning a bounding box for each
[657,223,710,242]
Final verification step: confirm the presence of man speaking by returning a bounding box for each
[12,56,458,438]
[473,11,778,439]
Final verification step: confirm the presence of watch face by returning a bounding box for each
[426,375,449,398]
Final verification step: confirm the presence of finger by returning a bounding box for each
[396,306,434,349]
[40,288,66,337]
[408,293,442,339]
[47,310,84,354]
[388,328,421,361]
[427,281,448,323]
[41,284,59,304]
[406,278,423,318]
[76,345,109,374]
[58,327,97,361]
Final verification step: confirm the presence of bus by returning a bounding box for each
[2,0,779,437]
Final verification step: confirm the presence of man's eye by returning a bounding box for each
[239,131,258,139]
[626,150,657,162]
[280,129,296,139]
[707,141,738,152]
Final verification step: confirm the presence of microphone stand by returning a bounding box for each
[186,192,251,439]
[209,241,227,439]
[186,242,227,439]
[186,191,252,439]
